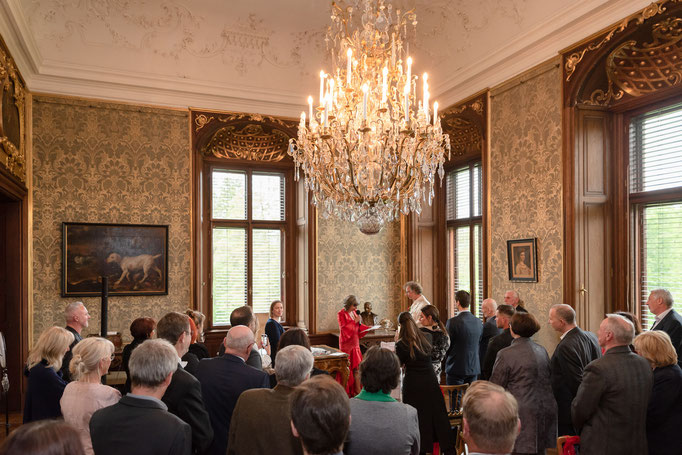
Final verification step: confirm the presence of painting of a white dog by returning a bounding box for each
[106,253,163,286]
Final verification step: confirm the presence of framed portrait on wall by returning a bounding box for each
[62,222,169,297]
[507,238,538,282]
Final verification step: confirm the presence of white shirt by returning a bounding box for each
[409,295,430,326]
[652,308,673,329]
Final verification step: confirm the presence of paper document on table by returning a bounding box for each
[361,325,382,333]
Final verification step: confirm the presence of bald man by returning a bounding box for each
[572,314,652,455]
[479,299,500,368]
[196,326,270,455]
[548,304,600,436]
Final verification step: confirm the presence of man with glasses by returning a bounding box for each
[157,311,213,455]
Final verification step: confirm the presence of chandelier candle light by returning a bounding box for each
[288,0,450,234]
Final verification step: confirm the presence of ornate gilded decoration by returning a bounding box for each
[606,17,682,97]
[582,80,625,106]
[202,124,290,161]
[194,114,214,132]
[0,39,26,182]
[218,112,291,128]
[565,1,669,81]
[441,116,482,156]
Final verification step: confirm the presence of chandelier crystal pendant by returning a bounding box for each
[288,0,450,234]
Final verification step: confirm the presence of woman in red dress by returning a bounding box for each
[338,295,371,396]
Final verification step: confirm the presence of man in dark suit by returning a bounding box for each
[481,304,515,380]
[90,339,191,455]
[445,290,483,385]
[548,304,600,436]
[60,301,90,382]
[196,325,270,455]
[217,305,269,369]
[157,312,213,454]
[227,345,314,454]
[572,314,653,455]
[648,288,682,366]
[479,298,501,368]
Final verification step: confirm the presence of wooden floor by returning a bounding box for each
[0,412,22,445]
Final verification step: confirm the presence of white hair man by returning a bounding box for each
[572,314,653,455]
[90,339,191,454]
[647,288,682,366]
[548,304,600,436]
[462,380,520,455]
[60,301,91,381]
[227,345,314,454]
[479,298,501,368]
[405,281,429,326]
[503,290,527,313]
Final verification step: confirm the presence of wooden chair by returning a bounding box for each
[441,384,469,450]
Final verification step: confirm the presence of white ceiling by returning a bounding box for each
[0,0,653,116]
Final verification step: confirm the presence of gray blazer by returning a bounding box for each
[345,398,420,455]
[490,337,557,454]
[572,345,653,455]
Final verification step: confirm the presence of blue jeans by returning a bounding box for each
[446,374,477,385]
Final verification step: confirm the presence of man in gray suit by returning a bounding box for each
[648,288,682,366]
[445,290,483,385]
[572,314,653,455]
[548,304,600,436]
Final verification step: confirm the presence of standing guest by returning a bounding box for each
[121,317,155,394]
[572,314,653,455]
[396,312,455,454]
[90,339,191,455]
[418,304,450,377]
[548,304,600,436]
[290,376,351,455]
[227,345,314,455]
[405,281,430,326]
[445,290,483,385]
[490,312,557,455]
[61,302,91,382]
[479,298,501,368]
[24,326,74,423]
[157,312,213,455]
[633,330,682,455]
[196,325,270,455]
[186,309,210,360]
[337,295,372,396]
[346,346,420,455]
[265,300,285,366]
[504,290,527,313]
[647,289,682,365]
[60,337,121,455]
[360,302,379,327]
[481,304,515,380]
[461,381,521,455]
[0,420,85,455]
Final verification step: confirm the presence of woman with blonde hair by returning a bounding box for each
[23,326,74,422]
[186,309,210,360]
[60,337,121,455]
[265,300,285,366]
[634,330,682,455]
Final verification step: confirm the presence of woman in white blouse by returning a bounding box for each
[60,337,121,455]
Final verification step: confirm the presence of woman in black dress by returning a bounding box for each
[265,300,285,366]
[418,304,450,378]
[396,312,455,455]
[121,317,155,394]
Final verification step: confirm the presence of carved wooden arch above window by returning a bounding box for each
[563,0,682,108]
[439,92,487,164]
[190,110,298,163]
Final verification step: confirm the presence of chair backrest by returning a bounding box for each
[441,384,469,416]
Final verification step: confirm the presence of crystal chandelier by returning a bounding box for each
[288,0,450,234]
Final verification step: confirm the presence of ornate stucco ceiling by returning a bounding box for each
[0,0,653,116]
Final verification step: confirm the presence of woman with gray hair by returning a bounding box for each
[60,337,121,455]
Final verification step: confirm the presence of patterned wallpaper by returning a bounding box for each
[32,96,191,343]
[316,217,402,333]
[489,63,563,353]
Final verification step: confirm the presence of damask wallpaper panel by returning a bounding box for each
[31,95,191,343]
[489,62,564,353]
[316,217,402,333]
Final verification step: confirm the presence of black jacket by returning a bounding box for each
[162,364,213,454]
[60,326,82,382]
[653,309,682,366]
[480,328,513,380]
[479,316,501,367]
[647,363,682,455]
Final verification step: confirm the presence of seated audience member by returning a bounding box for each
[461,381,521,455]
[218,306,270,368]
[60,301,90,383]
[270,327,328,387]
[572,314,652,455]
[480,304,514,380]
[186,309,210,360]
[346,346,419,455]
[196,325,270,455]
[24,326,74,422]
[0,419,85,455]
[634,330,682,455]
[60,337,121,455]
[122,317,155,394]
[157,312,213,454]
[290,376,351,455]
[419,304,450,377]
[89,339,191,455]
[265,300,285,366]
[647,289,682,365]
[180,316,201,375]
[227,345,314,454]
[490,311,557,454]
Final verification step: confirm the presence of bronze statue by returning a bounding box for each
[360,301,378,326]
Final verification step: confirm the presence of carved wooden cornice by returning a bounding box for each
[0,37,26,183]
[439,93,487,162]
